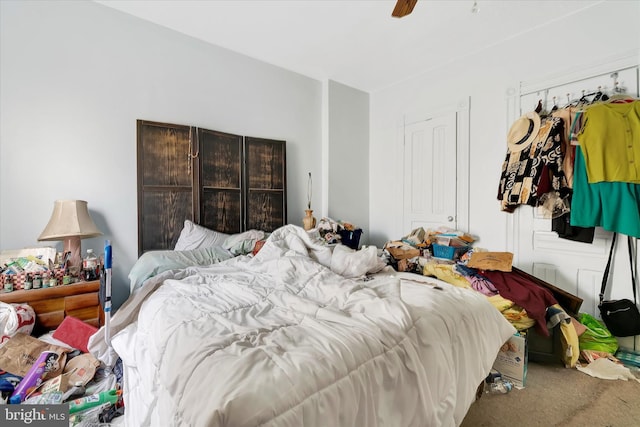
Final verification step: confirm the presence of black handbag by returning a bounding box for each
[598,233,640,337]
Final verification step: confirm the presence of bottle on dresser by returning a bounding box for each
[82,249,99,281]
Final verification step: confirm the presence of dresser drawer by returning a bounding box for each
[0,280,102,333]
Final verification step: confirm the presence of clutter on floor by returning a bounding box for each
[0,305,124,426]
[483,369,514,394]
[576,357,640,382]
[382,226,640,389]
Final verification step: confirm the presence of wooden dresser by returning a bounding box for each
[0,280,103,333]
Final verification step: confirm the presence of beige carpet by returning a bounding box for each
[461,361,640,427]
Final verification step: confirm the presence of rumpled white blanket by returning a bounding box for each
[88,225,515,427]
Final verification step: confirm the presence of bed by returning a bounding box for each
[88,224,515,427]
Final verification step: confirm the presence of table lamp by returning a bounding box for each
[38,200,103,275]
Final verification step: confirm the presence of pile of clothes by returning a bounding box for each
[382,226,475,273]
[312,217,363,250]
[384,227,584,368]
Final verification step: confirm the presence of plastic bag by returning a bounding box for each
[578,312,618,355]
[0,302,35,347]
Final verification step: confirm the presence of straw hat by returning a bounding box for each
[507,111,541,152]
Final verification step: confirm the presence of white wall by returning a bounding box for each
[370,1,640,250]
[2,0,639,317]
[327,80,370,241]
[0,1,323,309]
[370,1,639,343]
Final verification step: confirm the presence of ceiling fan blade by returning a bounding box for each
[392,0,418,18]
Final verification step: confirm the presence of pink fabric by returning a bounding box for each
[52,316,98,353]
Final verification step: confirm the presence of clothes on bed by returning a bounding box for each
[500,303,536,331]
[430,263,579,366]
[480,269,558,336]
[422,262,471,289]
[483,294,535,331]
[455,264,499,296]
[423,263,536,332]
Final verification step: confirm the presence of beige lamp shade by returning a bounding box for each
[38,200,103,275]
[38,200,102,241]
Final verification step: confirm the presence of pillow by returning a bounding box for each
[223,230,266,256]
[174,220,230,251]
[128,246,234,292]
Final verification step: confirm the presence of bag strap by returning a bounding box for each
[599,233,617,305]
[628,235,638,305]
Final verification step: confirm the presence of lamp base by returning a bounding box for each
[63,236,82,277]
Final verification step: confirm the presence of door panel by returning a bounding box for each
[137,120,195,255]
[140,189,192,252]
[244,137,287,232]
[403,112,457,232]
[198,128,243,233]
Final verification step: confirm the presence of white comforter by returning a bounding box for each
[89,225,515,427]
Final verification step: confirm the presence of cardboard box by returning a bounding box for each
[492,332,528,388]
[385,241,420,259]
[468,252,514,272]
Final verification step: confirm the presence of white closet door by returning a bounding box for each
[402,112,457,233]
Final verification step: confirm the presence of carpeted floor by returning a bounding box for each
[461,361,640,427]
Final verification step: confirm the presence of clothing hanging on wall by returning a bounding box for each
[570,99,640,238]
[551,106,582,188]
[547,106,594,242]
[578,100,640,184]
[508,66,639,244]
[551,195,595,243]
[497,113,570,213]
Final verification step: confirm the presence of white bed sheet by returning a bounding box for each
[89,225,515,427]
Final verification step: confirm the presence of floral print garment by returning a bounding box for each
[498,116,570,212]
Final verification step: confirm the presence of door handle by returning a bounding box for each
[447,216,454,222]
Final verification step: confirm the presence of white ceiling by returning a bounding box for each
[95,0,605,93]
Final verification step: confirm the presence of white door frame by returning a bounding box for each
[396,97,470,238]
